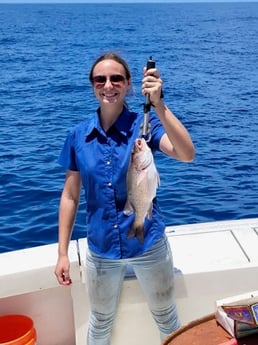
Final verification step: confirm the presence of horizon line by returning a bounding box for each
[1,0,258,3]
[0,0,257,3]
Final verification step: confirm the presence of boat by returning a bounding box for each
[0,218,258,345]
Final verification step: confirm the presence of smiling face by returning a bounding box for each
[91,59,131,108]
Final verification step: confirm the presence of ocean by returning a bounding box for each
[0,2,257,253]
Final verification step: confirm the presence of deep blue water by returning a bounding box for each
[0,2,258,253]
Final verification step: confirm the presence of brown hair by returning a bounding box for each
[89,52,131,83]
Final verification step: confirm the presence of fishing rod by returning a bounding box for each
[140,56,163,141]
[141,56,155,141]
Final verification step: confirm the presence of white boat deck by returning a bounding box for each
[0,218,258,345]
[169,218,258,272]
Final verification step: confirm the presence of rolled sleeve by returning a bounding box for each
[58,130,78,171]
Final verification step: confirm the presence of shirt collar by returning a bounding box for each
[85,106,135,140]
[114,107,133,137]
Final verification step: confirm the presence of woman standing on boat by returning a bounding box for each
[55,52,195,344]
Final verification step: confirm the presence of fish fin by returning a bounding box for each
[146,203,153,219]
[136,227,144,243]
[123,200,135,216]
[127,222,144,244]
[157,172,160,187]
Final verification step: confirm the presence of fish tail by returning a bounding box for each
[127,222,144,243]
[136,227,144,243]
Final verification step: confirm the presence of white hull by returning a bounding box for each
[1,218,258,344]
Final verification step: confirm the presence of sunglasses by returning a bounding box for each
[92,74,126,88]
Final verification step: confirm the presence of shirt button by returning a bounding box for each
[108,182,112,187]
[113,224,118,228]
[107,161,111,165]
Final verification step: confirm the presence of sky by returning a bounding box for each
[0,0,257,3]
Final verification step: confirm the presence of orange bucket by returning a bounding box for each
[0,315,36,345]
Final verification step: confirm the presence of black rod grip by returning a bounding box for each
[144,56,155,113]
[147,56,156,70]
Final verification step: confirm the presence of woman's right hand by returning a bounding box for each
[54,255,72,285]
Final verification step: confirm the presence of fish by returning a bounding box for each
[123,138,160,243]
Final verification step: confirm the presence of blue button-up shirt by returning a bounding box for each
[58,107,166,259]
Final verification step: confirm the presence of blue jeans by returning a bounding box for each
[86,235,180,345]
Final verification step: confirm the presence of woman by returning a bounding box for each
[55,52,195,344]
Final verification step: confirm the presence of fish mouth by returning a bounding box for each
[134,138,145,153]
[136,138,143,146]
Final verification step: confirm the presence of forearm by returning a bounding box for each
[154,101,195,162]
[142,67,195,161]
[58,195,79,257]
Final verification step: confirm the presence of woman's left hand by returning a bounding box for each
[142,67,163,107]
